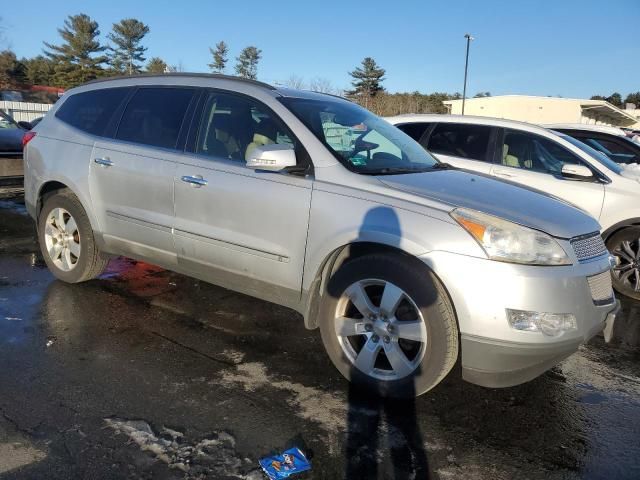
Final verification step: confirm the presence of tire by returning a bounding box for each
[318,253,459,398]
[38,189,109,283]
[606,227,640,301]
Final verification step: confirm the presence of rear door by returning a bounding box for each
[90,86,197,265]
[173,90,313,308]
[490,128,605,219]
[423,122,495,174]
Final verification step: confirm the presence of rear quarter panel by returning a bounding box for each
[24,119,99,232]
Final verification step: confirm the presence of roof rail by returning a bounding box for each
[83,72,276,90]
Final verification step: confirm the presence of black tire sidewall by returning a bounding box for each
[319,254,457,398]
[606,227,640,301]
[38,193,96,283]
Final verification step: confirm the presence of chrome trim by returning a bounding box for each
[587,270,615,306]
[571,232,608,263]
[105,211,172,233]
[174,228,290,263]
[94,157,113,167]
[181,175,208,187]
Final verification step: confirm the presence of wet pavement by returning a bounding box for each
[1,192,639,479]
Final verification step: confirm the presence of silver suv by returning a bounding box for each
[24,74,618,397]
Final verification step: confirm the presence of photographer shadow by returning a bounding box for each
[334,206,431,479]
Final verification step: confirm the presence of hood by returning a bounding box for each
[619,163,640,180]
[0,128,24,153]
[377,169,600,239]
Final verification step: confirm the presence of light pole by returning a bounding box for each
[462,33,474,115]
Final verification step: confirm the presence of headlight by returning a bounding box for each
[451,208,571,266]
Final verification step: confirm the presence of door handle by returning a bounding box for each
[181,175,208,187]
[94,157,113,167]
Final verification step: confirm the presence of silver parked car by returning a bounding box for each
[24,74,618,397]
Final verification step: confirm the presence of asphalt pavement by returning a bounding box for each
[1,192,639,479]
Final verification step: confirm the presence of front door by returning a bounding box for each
[173,90,313,308]
[490,129,605,219]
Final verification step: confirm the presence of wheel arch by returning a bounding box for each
[36,179,101,235]
[602,218,640,242]
[302,241,451,330]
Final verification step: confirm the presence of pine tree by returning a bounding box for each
[624,92,640,108]
[606,92,623,108]
[348,57,386,100]
[146,57,167,74]
[208,41,228,73]
[107,18,149,75]
[0,50,26,88]
[235,46,261,80]
[43,14,107,88]
[22,55,55,85]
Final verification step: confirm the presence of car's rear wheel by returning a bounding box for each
[318,253,459,398]
[606,227,640,301]
[38,190,109,283]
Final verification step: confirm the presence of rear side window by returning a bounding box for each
[55,87,132,136]
[427,123,491,161]
[396,122,431,142]
[116,88,195,149]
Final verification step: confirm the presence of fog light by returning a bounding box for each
[506,309,577,337]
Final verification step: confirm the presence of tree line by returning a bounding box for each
[0,13,263,91]
[1,13,637,116]
[591,92,640,109]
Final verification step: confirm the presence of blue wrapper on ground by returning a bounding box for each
[258,447,311,479]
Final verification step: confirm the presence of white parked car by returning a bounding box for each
[387,114,640,300]
[23,76,618,397]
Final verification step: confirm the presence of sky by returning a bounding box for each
[1,0,638,98]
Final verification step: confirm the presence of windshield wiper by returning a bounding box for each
[432,162,452,169]
[360,167,430,175]
[361,163,454,175]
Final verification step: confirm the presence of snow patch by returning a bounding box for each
[104,418,258,478]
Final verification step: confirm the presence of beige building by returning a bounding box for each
[442,95,640,128]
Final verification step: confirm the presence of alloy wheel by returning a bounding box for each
[43,207,81,272]
[334,279,427,381]
[612,238,640,292]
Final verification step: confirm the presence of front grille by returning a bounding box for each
[587,271,614,305]
[571,233,608,262]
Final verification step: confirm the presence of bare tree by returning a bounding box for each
[284,74,305,89]
[309,77,337,95]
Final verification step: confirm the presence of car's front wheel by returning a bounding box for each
[318,253,459,398]
[38,190,109,283]
[606,227,640,301]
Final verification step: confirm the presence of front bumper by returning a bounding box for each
[420,250,617,388]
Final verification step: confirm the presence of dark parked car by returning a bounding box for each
[549,124,640,165]
[0,110,31,184]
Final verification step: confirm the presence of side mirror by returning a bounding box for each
[246,144,297,172]
[17,120,33,130]
[561,164,593,181]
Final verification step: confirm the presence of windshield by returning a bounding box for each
[0,111,19,130]
[556,133,623,175]
[280,97,439,174]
